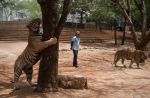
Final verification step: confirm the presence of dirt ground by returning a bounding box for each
[0,40,150,98]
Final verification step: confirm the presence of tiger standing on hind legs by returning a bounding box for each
[12,18,57,90]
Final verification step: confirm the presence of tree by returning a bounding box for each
[0,0,18,20]
[88,0,117,31]
[35,0,71,92]
[145,0,150,28]
[111,0,150,50]
[18,0,41,19]
[70,0,90,28]
[0,0,42,20]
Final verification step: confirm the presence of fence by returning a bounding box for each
[0,21,113,41]
[0,21,28,41]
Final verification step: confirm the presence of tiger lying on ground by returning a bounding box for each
[113,48,147,68]
[12,18,57,90]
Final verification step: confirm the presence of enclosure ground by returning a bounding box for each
[0,40,150,98]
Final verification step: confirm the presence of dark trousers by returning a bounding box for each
[73,50,78,66]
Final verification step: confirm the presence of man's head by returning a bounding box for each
[75,31,80,37]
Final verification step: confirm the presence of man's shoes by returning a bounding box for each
[73,65,79,68]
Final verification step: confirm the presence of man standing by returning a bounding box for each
[70,31,80,67]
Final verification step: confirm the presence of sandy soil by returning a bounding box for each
[0,41,150,98]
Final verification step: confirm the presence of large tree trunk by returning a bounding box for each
[35,0,87,92]
[35,0,71,92]
[137,30,150,50]
[36,0,59,92]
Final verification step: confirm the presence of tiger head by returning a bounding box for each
[138,50,148,63]
[142,51,148,60]
[26,18,41,33]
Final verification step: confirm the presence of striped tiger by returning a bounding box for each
[13,18,57,90]
[113,48,147,68]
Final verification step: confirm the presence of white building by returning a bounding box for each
[66,13,86,24]
[0,6,28,21]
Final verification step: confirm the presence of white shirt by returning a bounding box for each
[71,36,80,50]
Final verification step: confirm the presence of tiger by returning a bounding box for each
[13,18,57,90]
[113,48,147,68]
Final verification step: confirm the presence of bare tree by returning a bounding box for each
[121,0,131,45]
[112,0,150,50]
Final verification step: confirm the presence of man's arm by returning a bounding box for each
[70,37,75,50]
[70,41,73,50]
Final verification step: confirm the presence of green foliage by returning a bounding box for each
[112,0,150,28]
[18,0,41,19]
[70,0,90,14]
[88,0,120,22]
[0,0,18,9]
[0,0,41,19]
[131,4,141,26]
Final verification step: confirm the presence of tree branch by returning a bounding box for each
[117,0,139,44]
[139,30,150,49]
[134,0,147,37]
[127,0,131,18]
[134,0,141,12]
[54,0,71,39]
[122,0,128,10]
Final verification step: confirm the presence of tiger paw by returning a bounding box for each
[10,80,14,83]
[114,65,117,67]
[123,65,127,68]
[129,66,132,68]
[50,37,57,44]
[28,81,37,87]
[14,86,20,90]
[13,83,20,90]
[31,83,37,87]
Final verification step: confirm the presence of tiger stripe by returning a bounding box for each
[13,18,57,90]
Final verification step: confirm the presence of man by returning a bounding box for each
[70,31,80,67]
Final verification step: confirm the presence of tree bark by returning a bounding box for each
[114,28,117,45]
[137,30,150,50]
[141,0,147,38]
[122,0,130,45]
[121,17,126,45]
[35,0,71,93]
[134,0,147,38]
